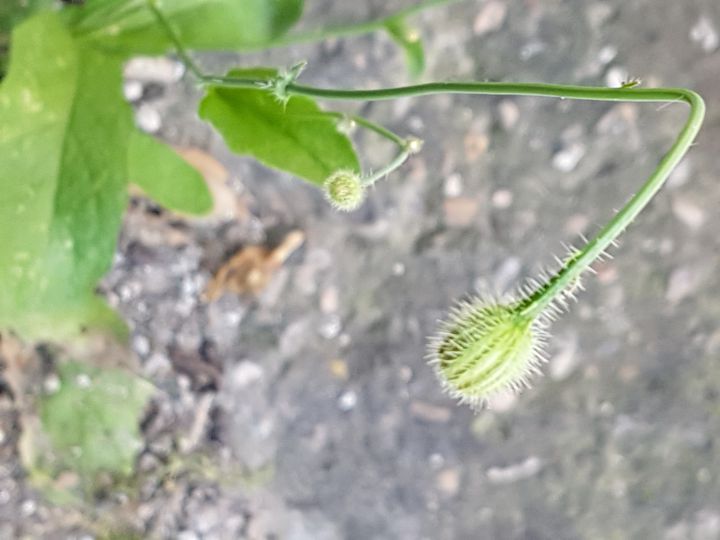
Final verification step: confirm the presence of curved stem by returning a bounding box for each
[362,146,413,187]
[145,2,706,319]
[324,113,419,186]
[519,90,704,318]
[326,112,407,148]
[149,0,705,319]
[205,77,705,318]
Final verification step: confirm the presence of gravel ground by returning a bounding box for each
[1,0,720,538]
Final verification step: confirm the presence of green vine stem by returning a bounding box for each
[149,0,706,401]
[361,136,422,187]
[201,77,705,315]
[326,112,408,149]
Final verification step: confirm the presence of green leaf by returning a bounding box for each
[0,0,55,75]
[0,0,54,34]
[0,12,132,339]
[199,68,359,186]
[384,17,425,78]
[37,362,152,478]
[128,131,213,215]
[66,0,304,55]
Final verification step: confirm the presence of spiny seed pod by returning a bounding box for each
[324,170,365,212]
[428,299,548,408]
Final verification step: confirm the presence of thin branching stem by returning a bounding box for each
[149,1,706,319]
[202,78,706,318]
[325,112,408,148]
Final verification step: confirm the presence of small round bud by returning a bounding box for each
[428,299,547,407]
[324,170,365,212]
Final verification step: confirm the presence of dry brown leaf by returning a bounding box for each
[204,230,305,301]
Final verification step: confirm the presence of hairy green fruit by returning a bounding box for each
[428,300,547,407]
[324,170,366,211]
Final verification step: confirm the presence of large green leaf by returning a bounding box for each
[199,68,360,186]
[128,131,213,215]
[65,0,304,55]
[384,16,425,78]
[0,12,132,339]
[37,361,152,478]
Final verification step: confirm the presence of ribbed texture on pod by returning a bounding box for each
[428,299,548,408]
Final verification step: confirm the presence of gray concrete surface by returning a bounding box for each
[1,0,719,538]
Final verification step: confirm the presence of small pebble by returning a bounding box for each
[666,266,704,304]
[493,257,521,293]
[318,314,342,339]
[471,414,496,437]
[43,374,61,394]
[464,132,489,162]
[329,359,349,380]
[338,333,352,348]
[429,453,445,469]
[564,213,590,236]
[587,3,615,29]
[520,41,545,60]
[690,16,719,52]
[123,80,143,102]
[486,457,543,484]
[443,197,479,227]
[498,99,519,130]
[436,468,461,497]
[132,334,151,357]
[320,286,339,313]
[230,361,264,388]
[671,197,705,230]
[144,352,172,377]
[136,103,162,133]
[595,103,638,135]
[549,334,579,381]
[491,189,513,209]
[410,401,451,423]
[75,374,92,388]
[667,159,693,189]
[338,390,357,411]
[595,262,618,284]
[21,499,37,517]
[552,142,586,172]
[473,1,507,36]
[444,173,464,197]
[597,45,618,64]
[486,391,517,412]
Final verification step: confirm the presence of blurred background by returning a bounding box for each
[2,0,719,538]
